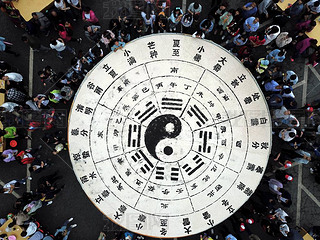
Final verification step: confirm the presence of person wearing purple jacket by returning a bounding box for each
[291,38,318,61]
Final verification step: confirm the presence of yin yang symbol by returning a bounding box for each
[145,114,193,163]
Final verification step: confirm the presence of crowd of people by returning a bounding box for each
[1,0,320,239]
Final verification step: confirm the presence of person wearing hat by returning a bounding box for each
[275,170,293,183]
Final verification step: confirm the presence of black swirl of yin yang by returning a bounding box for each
[145,114,193,163]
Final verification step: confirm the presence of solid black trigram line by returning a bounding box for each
[128,124,142,147]
[131,150,154,174]
[182,155,205,176]
[134,101,157,123]
[161,98,183,111]
[171,167,179,181]
[187,105,208,127]
[156,166,165,180]
[198,131,212,153]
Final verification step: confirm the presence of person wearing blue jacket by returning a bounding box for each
[0,36,19,56]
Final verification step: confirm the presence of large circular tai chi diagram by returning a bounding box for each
[68,34,272,238]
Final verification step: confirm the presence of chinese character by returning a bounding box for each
[84,107,93,115]
[148,185,155,192]
[80,129,88,136]
[88,171,97,179]
[127,56,136,65]
[94,86,103,95]
[73,153,81,161]
[118,205,127,214]
[194,54,202,62]
[103,64,111,72]
[114,211,122,220]
[75,104,84,112]
[123,49,131,57]
[251,118,259,126]
[109,70,118,79]
[255,166,264,174]
[138,214,146,222]
[208,101,214,107]
[203,211,211,220]
[80,175,88,184]
[252,93,260,101]
[125,169,132,176]
[218,57,227,65]
[173,39,180,47]
[244,97,253,104]
[71,128,79,136]
[82,151,90,159]
[213,63,222,72]
[197,46,205,53]
[222,199,229,206]
[217,87,224,94]
[97,131,103,138]
[147,41,155,49]
[87,82,95,89]
[260,117,268,124]
[252,142,260,149]
[101,190,109,198]
[183,218,190,226]
[231,79,239,88]
[244,187,253,196]
[95,195,103,204]
[150,50,158,58]
[215,184,222,191]
[161,203,168,208]
[172,49,180,57]
[170,67,178,73]
[261,142,269,149]
[247,163,255,171]
[237,182,246,191]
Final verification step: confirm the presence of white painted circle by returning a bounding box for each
[68,34,272,238]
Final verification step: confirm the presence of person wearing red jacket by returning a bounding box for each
[82,6,99,24]
[57,23,82,43]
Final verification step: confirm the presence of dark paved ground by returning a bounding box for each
[1,0,320,240]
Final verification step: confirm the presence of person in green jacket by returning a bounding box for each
[48,89,63,103]
[217,9,234,35]
[0,126,17,138]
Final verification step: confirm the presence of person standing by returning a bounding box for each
[0,177,32,194]
[1,72,23,86]
[31,12,51,36]
[54,218,77,240]
[21,34,51,52]
[187,2,202,22]
[50,38,76,59]
[66,0,82,20]
[243,17,260,35]
[0,88,27,104]
[0,36,19,56]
